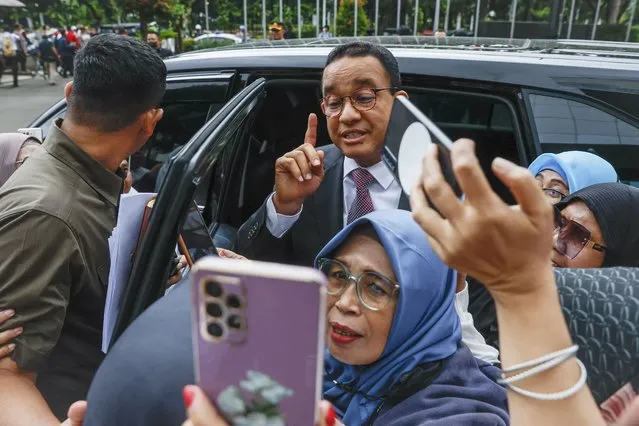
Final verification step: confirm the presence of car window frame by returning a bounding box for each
[111,78,266,346]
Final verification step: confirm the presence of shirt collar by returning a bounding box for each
[343,156,395,190]
[44,119,123,206]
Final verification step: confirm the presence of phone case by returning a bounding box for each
[191,257,327,426]
[383,96,462,197]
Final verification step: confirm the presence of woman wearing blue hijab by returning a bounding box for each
[528,151,617,204]
[316,210,508,425]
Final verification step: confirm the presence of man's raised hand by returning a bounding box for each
[273,113,326,215]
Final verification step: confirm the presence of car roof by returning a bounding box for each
[165,37,639,94]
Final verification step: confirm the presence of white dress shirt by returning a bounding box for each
[455,282,500,364]
[266,157,402,237]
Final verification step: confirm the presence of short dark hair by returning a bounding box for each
[325,42,401,89]
[14,24,20,31]
[68,34,167,132]
[147,30,160,38]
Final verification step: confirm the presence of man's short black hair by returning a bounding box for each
[325,42,402,89]
[147,30,160,38]
[68,33,167,132]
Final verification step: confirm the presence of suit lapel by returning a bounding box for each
[310,145,344,245]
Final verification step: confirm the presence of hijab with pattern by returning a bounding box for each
[316,210,461,425]
[528,151,617,194]
[557,182,639,267]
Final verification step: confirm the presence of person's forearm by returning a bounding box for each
[0,369,58,426]
[494,267,604,426]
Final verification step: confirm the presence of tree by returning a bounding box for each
[117,0,172,38]
[336,0,371,36]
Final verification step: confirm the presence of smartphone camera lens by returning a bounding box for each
[226,294,242,309]
[205,280,223,298]
[206,302,223,318]
[227,315,245,330]
[207,322,224,338]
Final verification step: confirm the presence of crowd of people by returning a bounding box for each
[0,33,638,426]
[1,24,174,87]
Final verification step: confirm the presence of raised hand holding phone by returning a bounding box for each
[273,114,326,215]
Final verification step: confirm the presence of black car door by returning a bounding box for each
[111,78,266,345]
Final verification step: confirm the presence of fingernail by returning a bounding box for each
[7,343,15,352]
[305,173,312,180]
[325,404,336,426]
[313,159,320,166]
[298,176,304,182]
[493,157,514,173]
[1,309,15,318]
[182,385,196,409]
[14,327,23,335]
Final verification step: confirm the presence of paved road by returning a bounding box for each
[0,72,71,133]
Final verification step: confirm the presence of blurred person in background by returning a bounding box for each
[528,151,618,205]
[14,24,27,72]
[65,26,79,48]
[0,133,42,187]
[269,21,286,40]
[0,34,166,424]
[147,31,173,59]
[55,29,74,77]
[319,25,333,39]
[38,33,60,85]
[2,25,19,87]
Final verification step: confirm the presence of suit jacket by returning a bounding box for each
[237,144,410,266]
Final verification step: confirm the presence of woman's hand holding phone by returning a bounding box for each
[181,385,341,426]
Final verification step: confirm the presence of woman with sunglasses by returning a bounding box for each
[552,182,639,268]
[318,210,508,425]
[528,151,617,204]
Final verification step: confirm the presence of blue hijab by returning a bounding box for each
[316,210,461,425]
[528,151,617,193]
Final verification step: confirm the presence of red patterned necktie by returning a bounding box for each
[347,168,376,224]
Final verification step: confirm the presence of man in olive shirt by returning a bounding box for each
[0,34,166,424]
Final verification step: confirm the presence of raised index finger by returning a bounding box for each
[305,113,318,147]
[451,139,502,210]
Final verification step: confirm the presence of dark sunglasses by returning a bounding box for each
[553,206,607,259]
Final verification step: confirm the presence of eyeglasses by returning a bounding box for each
[317,258,399,311]
[542,188,567,201]
[553,206,607,259]
[321,88,396,118]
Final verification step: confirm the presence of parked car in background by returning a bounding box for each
[28,36,639,350]
[194,32,243,48]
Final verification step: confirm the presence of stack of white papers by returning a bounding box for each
[102,192,157,353]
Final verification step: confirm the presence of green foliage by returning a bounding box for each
[336,0,371,36]
[182,37,196,51]
[159,29,178,38]
[530,5,551,21]
[596,23,639,41]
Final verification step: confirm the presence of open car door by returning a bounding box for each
[111,78,266,346]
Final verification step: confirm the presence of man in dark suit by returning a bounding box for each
[237,42,410,266]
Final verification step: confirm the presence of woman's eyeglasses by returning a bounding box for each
[553,206,607,259]
[317,258,399,311]
[320,88,396,118]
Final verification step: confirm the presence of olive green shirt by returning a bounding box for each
[0,119,122,420]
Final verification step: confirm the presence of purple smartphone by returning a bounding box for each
[191,256,327,425]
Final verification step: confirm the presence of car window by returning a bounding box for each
[408,88,521,203]
[131,78,231,193]
[528,93,639,187]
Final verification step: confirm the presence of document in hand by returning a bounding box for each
[102,192,157,353]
